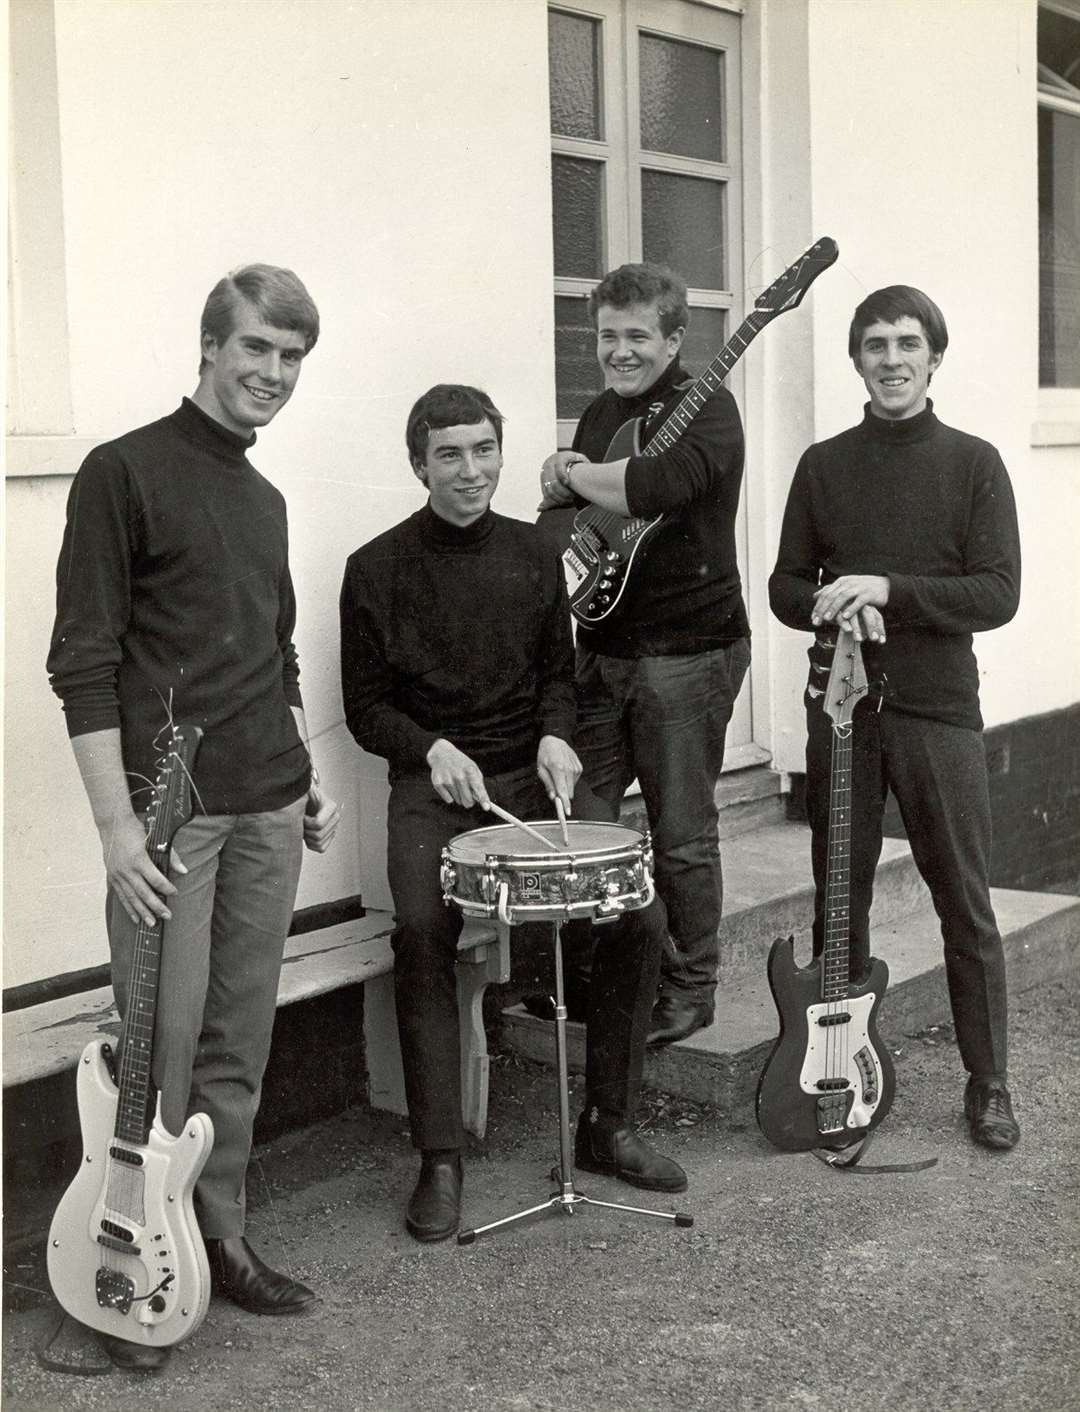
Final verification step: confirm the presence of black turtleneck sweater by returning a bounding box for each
[47,398,309,814]
[340,504,576,779]
[769,402,1021,730]
[569,357,749,658]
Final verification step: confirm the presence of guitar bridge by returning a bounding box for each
[96,1267,136,1314]
[815,1090,851,1135]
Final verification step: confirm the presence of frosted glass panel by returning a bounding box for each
[682,307,727,375]
[639,33,723,161]
[552,155,604,279]
[549,9,601,140]
[555,295,600,419]
[641,170,724,288]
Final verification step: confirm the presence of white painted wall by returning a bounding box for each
[6,0,555,986]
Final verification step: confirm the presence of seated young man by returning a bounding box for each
[339,384,687,1242]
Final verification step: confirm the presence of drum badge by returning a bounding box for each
[520,872,542,899]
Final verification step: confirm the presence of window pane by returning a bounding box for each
[639,32,723,161]
[552,155,604,279]
[555,294,599,419]
[641,170,724,289]
[681,307,728,378]
[1038,107,1080,387]
[549,9,601,140]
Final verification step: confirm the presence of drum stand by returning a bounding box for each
[457,918,693,1244]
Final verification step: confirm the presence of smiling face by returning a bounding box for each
[854,316,943,421]
[413,419,502,527]
[194,302,308,436]
[595,300,684,400]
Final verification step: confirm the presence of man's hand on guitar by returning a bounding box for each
[427,739,491,810]
[536,734,582,816]
[304,783,342,853]
[812,575,889,642]
[538,451,586,510]
[102,810,178,927]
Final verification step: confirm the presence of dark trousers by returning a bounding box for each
[805,701,1007,1079]
[387,762,664,1151]
[573,639,751,1000]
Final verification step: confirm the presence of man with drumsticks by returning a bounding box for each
[339,383,687,1242]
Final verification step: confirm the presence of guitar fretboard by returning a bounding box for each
[822,722,853,1003]
[643,309,768,458]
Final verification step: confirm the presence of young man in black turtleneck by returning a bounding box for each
[538,264,751,1047]
[769,285,1021,1152]
[48,265,341,1370]
[340,383,686,1244]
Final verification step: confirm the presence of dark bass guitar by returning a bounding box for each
[563,235,839,626]
[756,630,895,1152]
[48,722,213,1348]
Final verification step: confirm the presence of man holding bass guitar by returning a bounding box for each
[768,284,1022,1152]
[47,264,341,1371]
[539,263,751,1047]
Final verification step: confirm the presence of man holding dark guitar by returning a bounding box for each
[47,264,341,1370]
[769,285,1022,1152]
[539,263,751,1047]
[340,383,687,1245]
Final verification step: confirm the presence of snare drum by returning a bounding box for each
[440,820,654,926]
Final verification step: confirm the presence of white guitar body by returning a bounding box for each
[47,1040,214,1347]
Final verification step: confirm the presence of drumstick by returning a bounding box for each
[487,801,561,851]
[554,796,569,846]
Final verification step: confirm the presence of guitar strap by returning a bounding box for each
[640,377,696,448]
[812,1127,938,1175]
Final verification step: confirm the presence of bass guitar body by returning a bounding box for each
[756,936,895,1153]
[563,417,661,625]
[48,1040,213,1347]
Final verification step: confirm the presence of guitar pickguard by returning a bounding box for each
[800,994,885,1132]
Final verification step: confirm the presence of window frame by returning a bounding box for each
[1035,0,1080,444]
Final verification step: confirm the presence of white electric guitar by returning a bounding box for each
[48,722,214,1348]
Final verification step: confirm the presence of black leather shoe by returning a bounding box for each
[206,1236,316,1315]
[646,993,714,1047]
[965,1076,1020,1151]
[575,1113,687,1192]
[405,1153,463,1242]
[98,1331,171,1372]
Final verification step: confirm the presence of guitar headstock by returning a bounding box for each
[753,237,839,323]
[823,628,868,728]
[147,723,203,847]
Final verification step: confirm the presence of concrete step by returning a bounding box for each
[498,886,1080,1114]
[620,764,788,842]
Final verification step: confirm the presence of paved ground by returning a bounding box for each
[4,972,1078,1412]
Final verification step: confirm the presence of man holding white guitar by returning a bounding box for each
[769,284,1022,1153]
[539,262,752,1049]
[47,265,341,1371]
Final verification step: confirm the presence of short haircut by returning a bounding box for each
[406,384,505,465]
[199,264,320,371]
[848,285,949,360]
[587,262,689,337]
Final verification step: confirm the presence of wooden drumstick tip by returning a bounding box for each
[554,797,569,846]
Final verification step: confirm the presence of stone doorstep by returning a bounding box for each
[498,887,1080,1112]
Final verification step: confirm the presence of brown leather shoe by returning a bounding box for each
[206,1236,316,1315]
[98,1331,171,1372]
[575,1112,688,1192]
[964,1076,1020,1151]
[646,993,714,1047]
[405,1153,463,1242]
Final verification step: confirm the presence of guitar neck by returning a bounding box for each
[643,308,768,457]
[821,721,853,1002]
